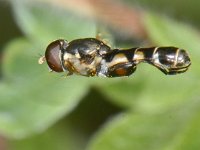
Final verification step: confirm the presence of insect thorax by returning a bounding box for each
[61,38,111,76]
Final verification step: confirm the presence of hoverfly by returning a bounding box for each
[39,38,191,77]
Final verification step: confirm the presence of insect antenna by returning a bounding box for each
[37,53,46,65]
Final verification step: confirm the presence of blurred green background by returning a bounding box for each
[0,0,200,150]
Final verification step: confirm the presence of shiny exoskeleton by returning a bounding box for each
[42,38,191,77]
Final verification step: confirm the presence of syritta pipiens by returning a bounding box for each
[39,38,191,77]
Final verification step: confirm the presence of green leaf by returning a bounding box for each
[126,0,200,27]
[11,0,96,44]
[9,117,87,150]
[94,73,148,108]
[87,99,200,150]
[0,39,90,139]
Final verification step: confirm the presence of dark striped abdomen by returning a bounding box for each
[101,46,191,76]
[135,47,191,74]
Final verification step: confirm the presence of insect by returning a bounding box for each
[39,38,191,77]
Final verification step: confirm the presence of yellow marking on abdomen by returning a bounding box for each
[134,49,145,62]
[107,53,128,67]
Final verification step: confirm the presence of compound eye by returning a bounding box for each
[45,40,64,72]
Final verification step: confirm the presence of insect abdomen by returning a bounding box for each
[135,47,191,74]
